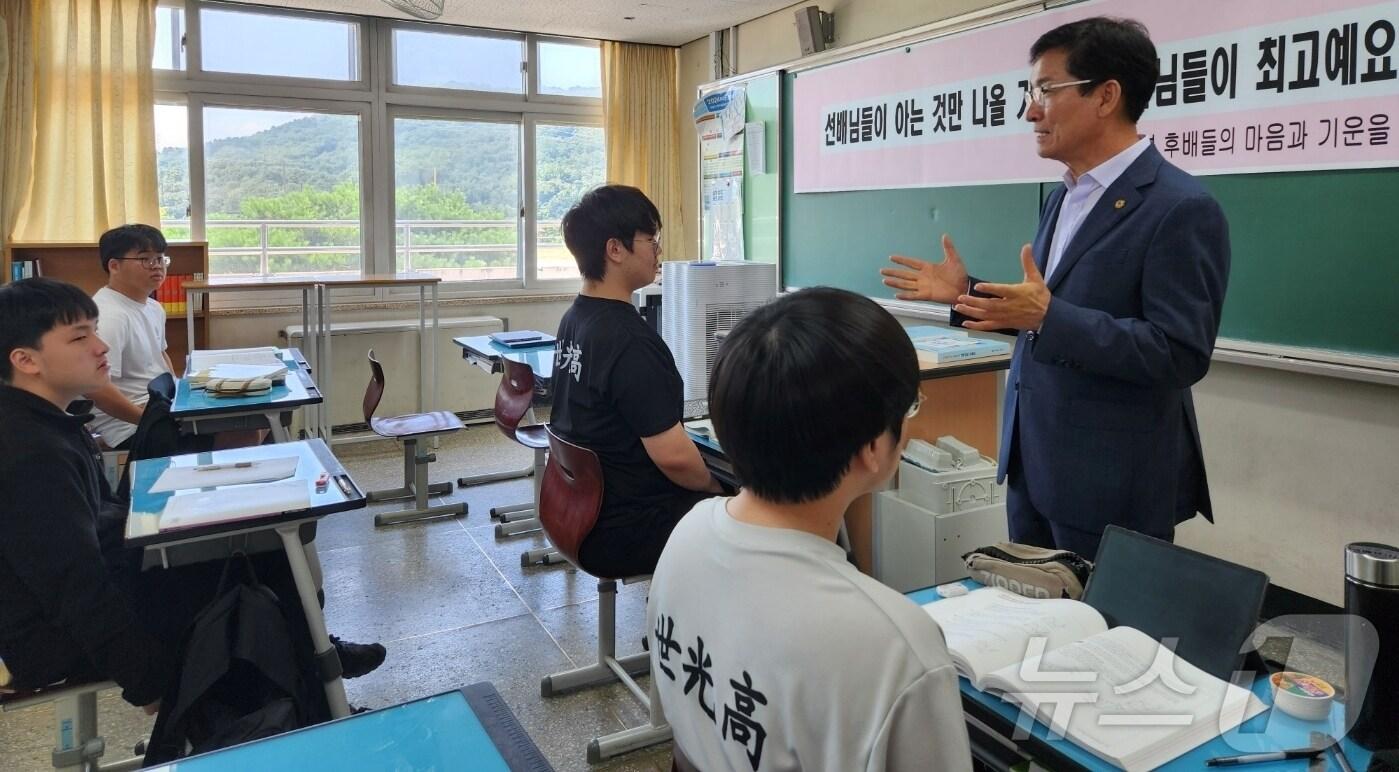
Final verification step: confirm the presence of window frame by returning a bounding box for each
[387,21,527,100]
[528,34,604,105]
[154,1,605,307]
[187,1,369,91]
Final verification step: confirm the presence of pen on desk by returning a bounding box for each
[1206,749,1324,766]
[1326,742,1356,772]
[194,461,254,472]
[334,473,360,498]
[1312,732,1355,772]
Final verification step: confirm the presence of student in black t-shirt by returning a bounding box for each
[552,185,723,577]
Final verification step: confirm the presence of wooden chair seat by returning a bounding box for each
[369,410,463,439]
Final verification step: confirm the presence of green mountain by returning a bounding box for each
[157,114,604,222]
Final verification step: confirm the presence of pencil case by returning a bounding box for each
[962,542,1094,600]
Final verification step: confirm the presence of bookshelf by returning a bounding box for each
[2,241,210,374]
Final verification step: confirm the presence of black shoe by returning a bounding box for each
[331,636,385,679]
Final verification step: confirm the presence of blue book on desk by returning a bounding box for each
[489,330,555,349]
[910,330,1010,363]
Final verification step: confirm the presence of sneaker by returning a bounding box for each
[331,636,386,679]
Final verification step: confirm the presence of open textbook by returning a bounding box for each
[923,588,1266,771]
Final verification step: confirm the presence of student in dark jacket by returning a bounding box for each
[0,278,383,714]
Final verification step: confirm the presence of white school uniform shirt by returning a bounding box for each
[91,286,169,447]
[647,497,974,772]
[1045,136,1151,281]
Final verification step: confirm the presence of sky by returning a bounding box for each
[153,6,602,151]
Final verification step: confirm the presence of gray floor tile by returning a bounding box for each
[320,527,530,645]
[466,522,601,612]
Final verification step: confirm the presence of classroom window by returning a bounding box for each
[393,117,521,280]
[391,28,524,93]
[154,103,190,238]
[536,123,605,279]
[202,106,363,278]
[199,7,361,82]
[153,6,185,71]
[155,4,602,295]
[536,41,602,98]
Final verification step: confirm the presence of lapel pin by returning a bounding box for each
[1114,199,1126,209]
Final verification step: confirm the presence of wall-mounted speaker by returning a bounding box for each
[795,6,835,56]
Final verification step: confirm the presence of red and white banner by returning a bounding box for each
[793,0,1399,192]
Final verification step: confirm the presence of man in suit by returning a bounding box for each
[881,17,1230,560]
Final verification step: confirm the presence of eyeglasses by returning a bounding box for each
[113,254,171,269]
[906,390,926,420]
[636,234,662,250]
[1024,78,1098,106]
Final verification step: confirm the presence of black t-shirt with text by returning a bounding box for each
[552,295,686,528]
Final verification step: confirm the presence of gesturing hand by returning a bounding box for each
[880,234,970,305]
[953,244,1051,332]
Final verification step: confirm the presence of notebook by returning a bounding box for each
[489,330,556,348]
[923,587,1266,770]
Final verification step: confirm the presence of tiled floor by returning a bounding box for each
[0,427,671,772]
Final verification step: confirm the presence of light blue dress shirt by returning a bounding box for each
[1045,136,1151,281]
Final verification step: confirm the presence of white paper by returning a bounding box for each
[159,479,312,531]
[189,347,284,372]
[150,456,300,493]
[207,363,287,381]
[745,121,766,174]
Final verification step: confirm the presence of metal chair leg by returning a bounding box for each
[540,578,671,762]
[372,438,467,526]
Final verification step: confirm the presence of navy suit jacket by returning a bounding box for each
[956,144,1230,535]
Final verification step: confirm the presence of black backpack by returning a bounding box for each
[144,555,326,763]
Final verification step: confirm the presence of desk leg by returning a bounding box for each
[301,287,314,440]
[318,284,332,442]
[417,284,426,415]
[185,289,196,355]
[268,413,292,444]
[431,282,439,426]
[275,524,350,719]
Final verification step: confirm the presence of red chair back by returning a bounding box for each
[494,358,535,443]
[539,425,604,567]
[363,349,386,423]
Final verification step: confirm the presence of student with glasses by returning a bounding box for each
[85,224,180,451]
[552,185,723,579]
[881,18,1230,561]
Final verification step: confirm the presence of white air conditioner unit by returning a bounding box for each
[661,261,777,401]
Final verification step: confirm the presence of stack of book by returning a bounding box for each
[9,260,39,282]
[908,327,1011,364]
[156,274,193,314]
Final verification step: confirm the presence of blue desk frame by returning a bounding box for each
[910,583,1375,771]
[151,683,552,772]
[174,348,321,443]
[452,333,556,492]
[127,439,365,719]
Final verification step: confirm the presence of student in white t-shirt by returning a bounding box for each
[646,288,974,772]
[87,225,176,450]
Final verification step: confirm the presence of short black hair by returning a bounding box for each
[99,223,168,273]
[1029,17,1158,123]
[561,185,661,282]
[0,278,100,382]
[708,287,919,504]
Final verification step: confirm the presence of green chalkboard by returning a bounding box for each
[780,74,1399,359]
